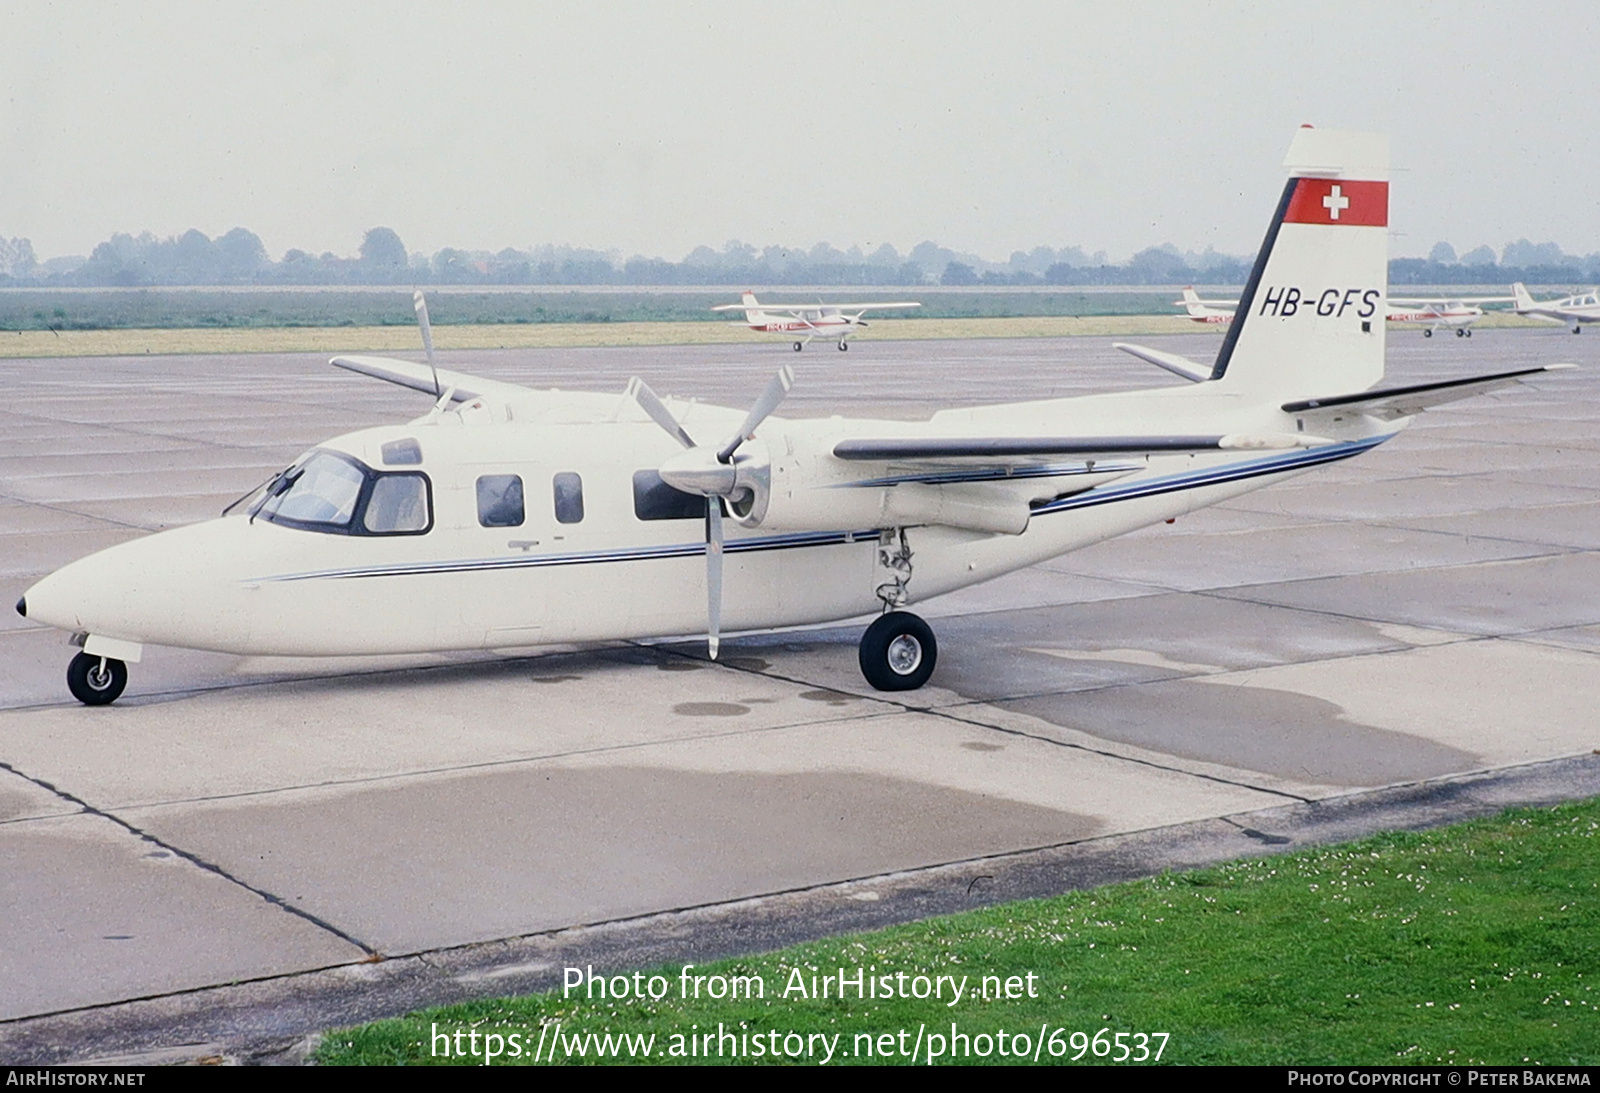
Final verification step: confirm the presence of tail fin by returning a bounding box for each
[1511,282,1535,312]
[1180,287,1205,316]
[741,290,764,323]
[1211,128,1389,398]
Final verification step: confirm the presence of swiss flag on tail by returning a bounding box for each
[1284,178,1387,226]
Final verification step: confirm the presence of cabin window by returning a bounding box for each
[363,474,431,533]
[552,472,584,524]
[477,475,525,527]
[381,438,423,465]
[632,469,703,521]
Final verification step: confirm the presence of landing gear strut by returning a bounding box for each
[67,651,127,706]
[858,611,937,691]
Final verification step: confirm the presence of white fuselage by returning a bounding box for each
[22,383,1393,658]
[1386,304,1481,331]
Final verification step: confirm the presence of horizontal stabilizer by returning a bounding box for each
[1282,364,1577,419]
[1112,342,1212,383]
[833,433,1318,461]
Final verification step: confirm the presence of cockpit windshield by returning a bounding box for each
[251,450,431,535]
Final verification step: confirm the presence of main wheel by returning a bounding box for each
[1575,326,1583,335]
[1455,327,1465,337]
[838,340,849,351]
[1424,329,1433,337]
[858,611,937,691]
[67,652,127,706]
[793,341,804,351]
[1465,328,1473,337]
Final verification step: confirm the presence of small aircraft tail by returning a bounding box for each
[741,290,765,323]
[1511,282,1536,313]
[1180,287,1205,316]
[1210,128,1390,399]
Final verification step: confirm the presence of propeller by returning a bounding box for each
[413,290,441,399]
[626,365,794,659]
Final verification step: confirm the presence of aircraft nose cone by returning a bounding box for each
[14,596,24,618]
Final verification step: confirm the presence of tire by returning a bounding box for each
[1465,329,1472,337]
[858,611,937,691]
[67,651,127,706]
[838,340,849,351]
[1455,328,1465,337]
[1424,329,1432,337]
[793,341,803,351]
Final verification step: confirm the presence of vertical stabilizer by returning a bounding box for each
[1211,128,1390,398]
[1511,282,1536,313]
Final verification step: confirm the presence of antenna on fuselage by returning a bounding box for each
[413,290,440,398]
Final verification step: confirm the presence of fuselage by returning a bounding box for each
[21,381,1394,659]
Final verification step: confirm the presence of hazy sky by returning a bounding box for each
[3,1,1596,263]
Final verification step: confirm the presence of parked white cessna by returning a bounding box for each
[1511,282,1600,333]
[19,128,1573,705]
[1385,295,1513,338]
[713,291,921,351]
[1175,287,1236,324]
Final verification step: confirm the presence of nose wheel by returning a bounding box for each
[837,340,849,351]
[793,341,804,351]
[67,651,127,706]
[858,611,937,691]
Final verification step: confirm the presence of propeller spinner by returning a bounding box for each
[625,365,793,658]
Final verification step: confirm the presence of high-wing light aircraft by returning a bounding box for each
[1175,287,1236,323]
[712,291,921,351]
[1176,287,1513,338]
[1385,295,1514,338]
[18,128,1574,705]
[1511,282,1600,333]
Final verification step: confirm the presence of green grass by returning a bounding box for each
[316,799,1600,1065]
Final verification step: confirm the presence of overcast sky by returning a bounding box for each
[3,1,1596,263]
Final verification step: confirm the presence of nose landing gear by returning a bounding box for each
[67,651,127,706]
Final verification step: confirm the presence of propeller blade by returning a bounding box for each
[717,364,793,464]
[706,497,723,659]
[413,291,440,397]
[625,376,697,449]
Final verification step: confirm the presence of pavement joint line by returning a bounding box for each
[88,708,917,815]
[675,641,1312,803]
[0,492,156,533]
[0,758,378,959]
[1363,517,1595,552]
[6,753,1596,1061]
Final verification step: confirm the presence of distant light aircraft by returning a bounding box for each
[1511,282,1600,333]
[18,128,1574,706]
[1175,287,1236,324]
[1175,288,1514,338]
[713,291,921,351]
[1384,295,1513,338]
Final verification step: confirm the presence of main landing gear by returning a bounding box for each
[837,340,849,351]
[1455,327,1472,338]
[1575,326,1583,335]
[1423,329,1432,337]
[67,651,127,706]
[793,341,804,351]
[858,611,937,691]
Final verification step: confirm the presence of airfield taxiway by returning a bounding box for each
[2,330,1598,1061]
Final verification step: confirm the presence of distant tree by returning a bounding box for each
[940,261,979,286]
[1459,244,1497,267]
[360,227,407,269]
[216,228,268,281]
[1428,241,1458,265]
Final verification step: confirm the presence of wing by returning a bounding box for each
[330,354,533,405]
[832,433,1317,461]
[840,302,921,313]
[1283,364,1577,421]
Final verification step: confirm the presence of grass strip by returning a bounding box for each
[317,798,1600,1065]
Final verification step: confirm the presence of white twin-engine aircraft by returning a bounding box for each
[19,127,1573,706]
[712,292,921,351]
[1511,282,1600,333]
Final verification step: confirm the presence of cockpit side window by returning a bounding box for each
[363,474,430,533]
